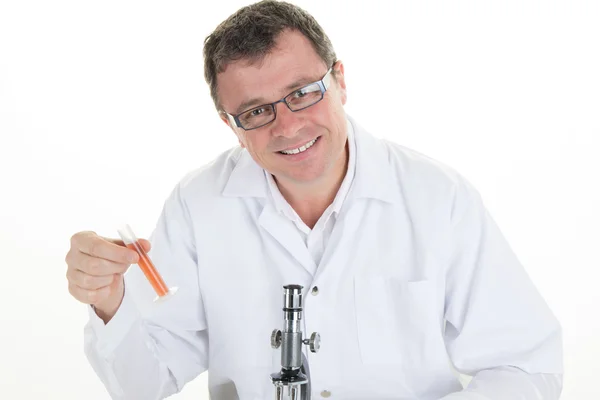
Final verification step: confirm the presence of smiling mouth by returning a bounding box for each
[278,137,320,155]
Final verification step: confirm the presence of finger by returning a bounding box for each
[68,281,112,305]
[107,237,151,259]
[103,237,152,260]
[76,253,130,276]
[73,232,137,264]
[67,268,116,290]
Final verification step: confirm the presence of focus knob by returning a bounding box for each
[271,329,282,349]
[304,332,320,353]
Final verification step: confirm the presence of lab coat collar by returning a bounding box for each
[222,114,401,205]
[346,115,401,204]
[221,145,269,198]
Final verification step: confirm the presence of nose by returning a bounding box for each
[270,101,303,138]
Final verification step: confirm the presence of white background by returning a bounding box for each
[1,0,598,399]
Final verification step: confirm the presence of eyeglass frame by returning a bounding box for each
[222,67,334,131]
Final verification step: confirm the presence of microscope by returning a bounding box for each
[270,285,320,400]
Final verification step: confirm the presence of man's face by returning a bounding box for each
[217,30,348,187]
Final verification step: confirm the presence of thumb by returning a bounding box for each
[138,238,152,253]
[106,236,152,253]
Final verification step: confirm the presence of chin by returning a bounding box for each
[285,167,327,184]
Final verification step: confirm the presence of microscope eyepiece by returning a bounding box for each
[283,285,303,310]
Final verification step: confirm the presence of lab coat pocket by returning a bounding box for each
[354,276,436,366]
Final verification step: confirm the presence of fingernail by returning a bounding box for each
[128,253,137,263]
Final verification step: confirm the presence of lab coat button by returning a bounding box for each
[311,286,319,295]
[320,390,331,397]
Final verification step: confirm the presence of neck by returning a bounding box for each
[275,141,349,229]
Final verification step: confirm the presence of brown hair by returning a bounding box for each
[203,0,338,111]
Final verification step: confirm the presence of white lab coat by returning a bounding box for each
[84,115,563,399]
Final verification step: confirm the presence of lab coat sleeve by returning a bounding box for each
[439,177,564,400]
[83,182,208,400]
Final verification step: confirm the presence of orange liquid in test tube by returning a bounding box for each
[125,241,169,297]
[118,224,177,301]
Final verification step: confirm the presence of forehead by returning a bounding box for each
[216,30,328,113]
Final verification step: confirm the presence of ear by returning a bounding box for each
[219,112,231,127]
[219,112,246,148]
[332,60,347,105]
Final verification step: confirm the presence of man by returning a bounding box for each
[65,1,563,399]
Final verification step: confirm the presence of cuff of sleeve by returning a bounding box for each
[87,289,140,359]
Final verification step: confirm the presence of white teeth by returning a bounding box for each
[280,138,318,155]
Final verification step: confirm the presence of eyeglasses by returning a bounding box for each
[224,68,333,131]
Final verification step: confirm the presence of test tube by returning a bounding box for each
[117,224,178,302]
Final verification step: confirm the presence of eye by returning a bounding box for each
[250,107,266,117]
[293,89,308,98]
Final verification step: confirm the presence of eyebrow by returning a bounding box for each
[233,75,320,115]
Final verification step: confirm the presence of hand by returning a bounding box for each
[65,231,151,322]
